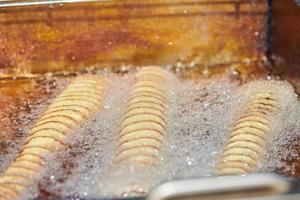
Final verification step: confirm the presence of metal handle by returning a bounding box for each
[0,0,110,8]
[147,174,291,200]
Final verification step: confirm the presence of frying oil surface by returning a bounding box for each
[1,70,300,199]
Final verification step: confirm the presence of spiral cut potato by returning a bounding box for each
[218,92,277,175]
[117,66,169,166]
[0,76,106,200]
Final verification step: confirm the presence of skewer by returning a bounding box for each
[218,92,277,175]
[0,75,106,200]
[117,66,172,196]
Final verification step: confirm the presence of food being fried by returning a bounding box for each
[118,66,169,166]
[0,76,106,200]
[116,66,171,195]
[219,92,277,175]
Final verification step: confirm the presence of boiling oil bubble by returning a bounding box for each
[39,74,300,198]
